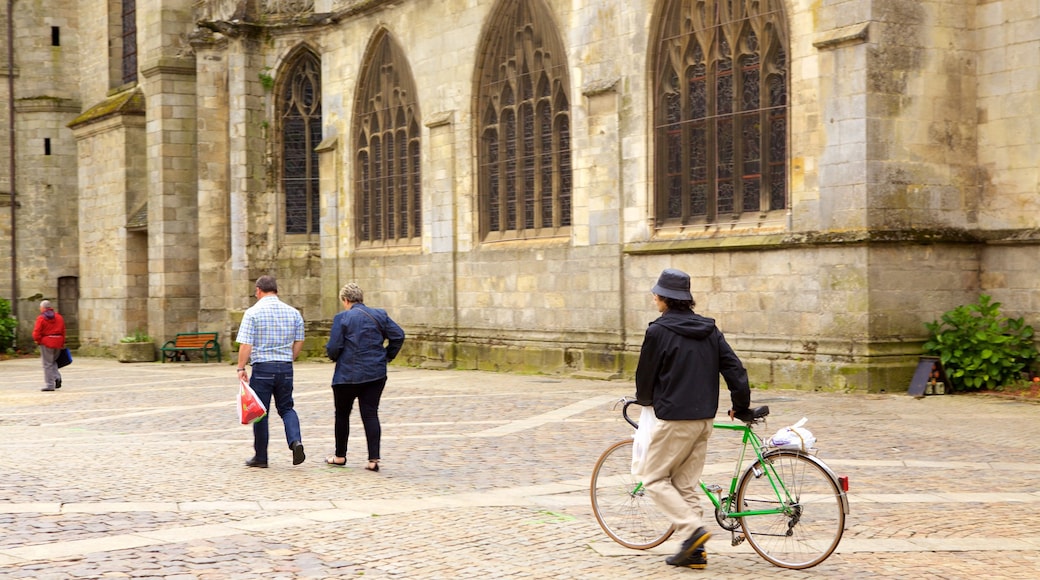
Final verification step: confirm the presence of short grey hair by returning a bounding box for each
[255,275,278,293]
[339,283,364,304]
[40,300,53,309]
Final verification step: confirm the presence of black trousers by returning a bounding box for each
[332,377,387,461]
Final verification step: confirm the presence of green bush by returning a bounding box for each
[0,298,15,351]
[923,295,1038,391]
[120,329,152,343]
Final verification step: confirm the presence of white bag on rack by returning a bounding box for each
[767,417,816,451]
[631,406,658,475]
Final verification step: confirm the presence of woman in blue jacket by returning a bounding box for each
[324,283,405,471]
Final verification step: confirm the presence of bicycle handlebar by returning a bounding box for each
[616,397,769,427]
[614,397,641,429]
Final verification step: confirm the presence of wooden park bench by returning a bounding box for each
[160,332,222,363]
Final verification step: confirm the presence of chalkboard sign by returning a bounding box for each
[908,356,950,398]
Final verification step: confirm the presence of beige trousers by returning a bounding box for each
[643,417,713,539]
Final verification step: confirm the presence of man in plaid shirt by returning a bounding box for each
[236,275,307,468]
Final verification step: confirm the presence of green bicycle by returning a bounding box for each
[590,398,849,569]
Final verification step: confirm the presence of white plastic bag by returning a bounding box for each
[631,406,657,475]
[767,417,816,451]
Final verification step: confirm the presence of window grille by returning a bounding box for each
[477,0,572,240]
[354,31,421,245]
[121,0,137,85]
[280,50,322,235]
[654,0,788,226]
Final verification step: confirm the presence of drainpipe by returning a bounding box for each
[6,0,16,342]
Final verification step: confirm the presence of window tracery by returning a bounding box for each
[354,31,422,245]
[654,0,788,226]
[280,49,322,235]
[477,0,572,240]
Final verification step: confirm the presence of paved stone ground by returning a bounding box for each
[1,357,1039,579]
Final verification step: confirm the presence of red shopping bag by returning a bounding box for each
[238,379,267,425]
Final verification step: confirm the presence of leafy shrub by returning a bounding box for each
[120,329,152,343]
[0,298,16,351]
[923,295,1038,391]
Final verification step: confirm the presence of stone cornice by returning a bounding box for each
[813,22,870,51]
[140,57,197,79]
[195,0,397,37]
[625,228,1040,255]
[15,97,81,113]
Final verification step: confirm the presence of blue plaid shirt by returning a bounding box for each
[237,296,305,364]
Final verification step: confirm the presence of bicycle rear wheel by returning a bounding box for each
[589,438,675,549]
[736,450,845,569]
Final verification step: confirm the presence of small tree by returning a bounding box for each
[0,298,17,352]
[923,295,1038,391]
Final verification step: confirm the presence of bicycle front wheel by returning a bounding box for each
[589,438,675,549]
[736,450,845,569]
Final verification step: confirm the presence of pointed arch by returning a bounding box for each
[475,0,572,241]
[651,0,789,226]
[354,28,422,246]
[278,45,322,236]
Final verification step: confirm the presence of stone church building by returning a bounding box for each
[0,0,1037,391]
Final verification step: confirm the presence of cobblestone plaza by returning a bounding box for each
[2,357,1039,578]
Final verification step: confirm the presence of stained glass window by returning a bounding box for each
[354,31,421,245]
[121,0,137,85]
[654,0,788,225]
[280,49,321,235]
[477,0,572,240]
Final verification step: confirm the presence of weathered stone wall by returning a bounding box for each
[139,0,201,343]
[72,113,148,350]
[972,0,1040,330]
[4,3,82,341]
[2,0,1038,391]
[192,0,1039,390]
[77,0,114,103]
[0,2,11,306]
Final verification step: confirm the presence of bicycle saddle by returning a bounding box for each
[733,405,770,422]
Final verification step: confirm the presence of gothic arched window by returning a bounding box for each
[653,0,788,226]
[476,0,572,241]
[354,30,422,245]
[280,49,322,235]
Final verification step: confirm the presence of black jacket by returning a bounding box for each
[635,309,750,421]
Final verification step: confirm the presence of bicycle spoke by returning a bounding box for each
[590,439,674,550]
[736,451,845,569]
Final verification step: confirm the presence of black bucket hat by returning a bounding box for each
[651,268,693,301]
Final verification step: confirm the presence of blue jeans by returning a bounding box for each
[249,361,302,462]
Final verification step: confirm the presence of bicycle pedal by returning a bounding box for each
[731,533,745,546]
[706,484,723,493]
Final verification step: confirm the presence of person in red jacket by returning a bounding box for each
[32,299,66,392]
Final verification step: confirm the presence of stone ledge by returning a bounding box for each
[813,22,870,50]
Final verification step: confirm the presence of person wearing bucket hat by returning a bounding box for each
[651,268,694,301]
[634,268,751,569]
